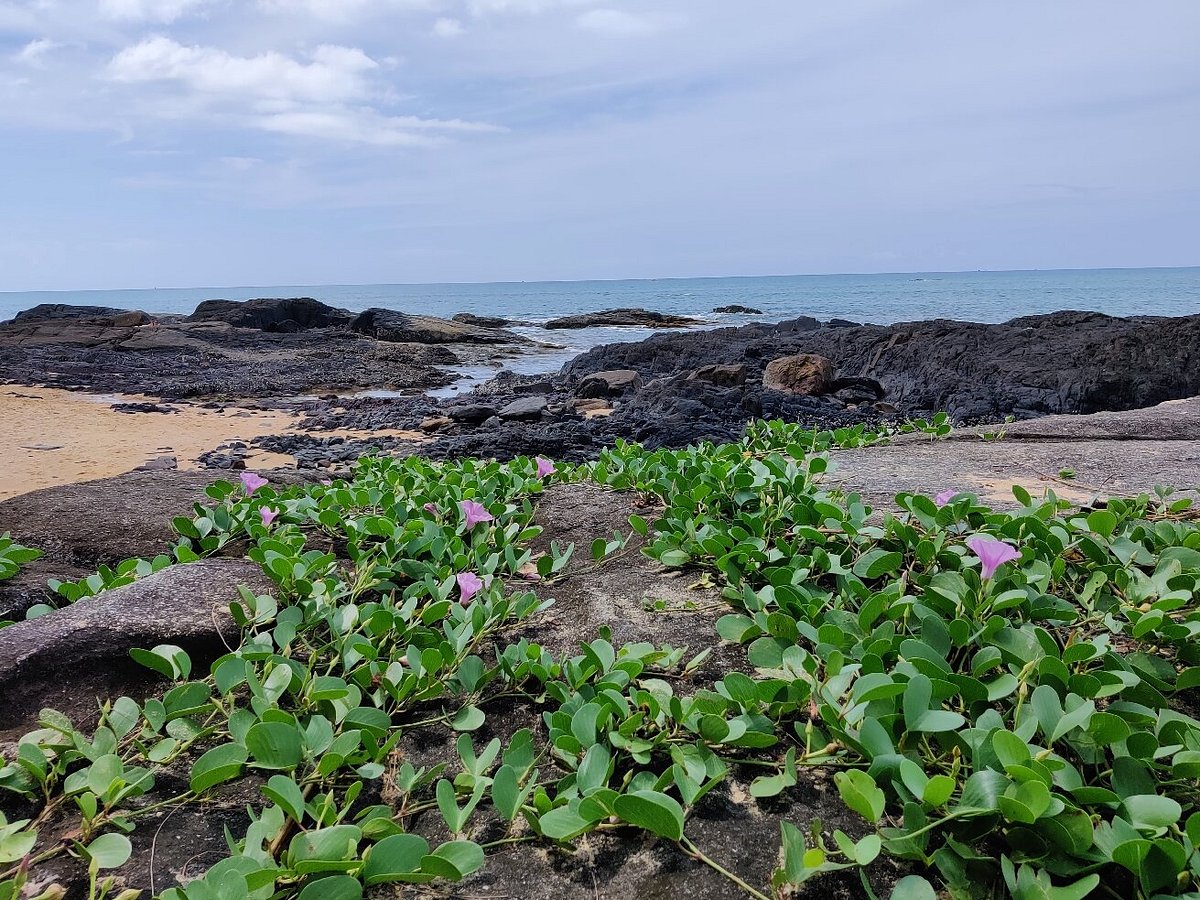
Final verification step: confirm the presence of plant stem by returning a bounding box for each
[679,836,772,900]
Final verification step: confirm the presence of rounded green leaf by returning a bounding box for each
[86,833,132,870]
[190,743,248,794]
[613,790,684,841]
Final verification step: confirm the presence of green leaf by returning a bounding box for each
[362,833,430,884]
[659,549,691,568]
[420,840,485,881]
[451,705,485,732]
[263,775,306,823]
[1123,795,1182,831]
[190,743,248,794]
[834,769,886,824]
[538,806,593,841]
[85,833,132,870]
[613,790,685,841]
[245,722,303,770]
[297,876,361,900]
[889,875,936,900]
[853,549,903,580]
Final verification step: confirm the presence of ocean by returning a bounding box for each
[4,267,1199,391]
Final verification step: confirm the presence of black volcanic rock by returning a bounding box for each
[565,311,1200,423]
[187,297,352,332]
[544,308,703,329]
[351,308,526,344]
[12,303,131,323]
[713,305,763,314]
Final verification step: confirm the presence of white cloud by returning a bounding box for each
[577,8,659,35]
[104,36,500,145]
[98,0,213,23]
[13,38,63,66]
[432,16,464,37]
[259,108,499,145]
[107,38,379,105]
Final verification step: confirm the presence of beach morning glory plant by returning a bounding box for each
[240,472,268,496]
[536,457,556,479]
[459,500,493,529]
[965,534,1021,579]
[456,571,483,604]
[934,489,957,507]
[259,507,278,528]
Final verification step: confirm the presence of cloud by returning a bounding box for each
[105,36,500,145]
[107,38,379,105]
[576,8,659,35]
[432,16,464,37]
[98,0,213,23]
[259,108,499,144]
[13,38,63,66]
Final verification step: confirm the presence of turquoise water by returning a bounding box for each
[4,267,1198,325]
[4,268,1198,384]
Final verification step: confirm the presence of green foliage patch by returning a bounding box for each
[0,422,1196,900]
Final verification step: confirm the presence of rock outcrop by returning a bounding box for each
[188,297,352,331]
[545,308,703,329]
[762,353,835,396]
[351,308,527,344]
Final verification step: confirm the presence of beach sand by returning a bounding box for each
[0,386,423,500]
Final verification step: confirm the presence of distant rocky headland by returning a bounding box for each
[3,297,1199,471]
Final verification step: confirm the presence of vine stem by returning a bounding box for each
[678,836,773,900]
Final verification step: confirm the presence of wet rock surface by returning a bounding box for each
[0,298,528,398]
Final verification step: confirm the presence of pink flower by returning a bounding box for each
[536,457,556,479]
[966,535,1021,579]
[934,489,957,508]
[259,506,279,528]
[459,500,493,530]
[424,503,439,516]
[456,572,484,605]
[240,472,268,496]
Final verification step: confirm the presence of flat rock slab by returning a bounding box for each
[830,398,1200,509]
[0,559,270,733]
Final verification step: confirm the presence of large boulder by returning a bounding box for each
[576,369,643,399]
[351,308,525,344]
[11,304,145,324]
[762,354,835,396]
[712,305,763,314]
[187,297,352,332]
[0,560,270,728]
[545,308,703,330]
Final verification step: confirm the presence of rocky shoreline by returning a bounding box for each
[4,298,1200,473]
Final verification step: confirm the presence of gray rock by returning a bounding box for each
[352,308,526,345]
[712,305,763,315]
[576,369,643,399]
[187,297,351,332]
[499,395,548,421]
[545,308,703,330]
[0,560,271,727]
[447,403,500,424]
[687,364,747,387]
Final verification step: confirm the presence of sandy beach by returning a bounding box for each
[0,386,428,500]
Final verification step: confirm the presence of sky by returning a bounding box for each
[1,1,1199,291]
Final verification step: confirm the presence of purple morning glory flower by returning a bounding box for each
[536,457,556,479]
[966,535,1021,579]
[259,506,278,528]
[240,472,268,496]
[934,489,957,508]
[459,500,493,529]
[424,502,439,515]
[456,571,484,604]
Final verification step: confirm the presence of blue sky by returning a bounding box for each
[2,0,1198,291]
